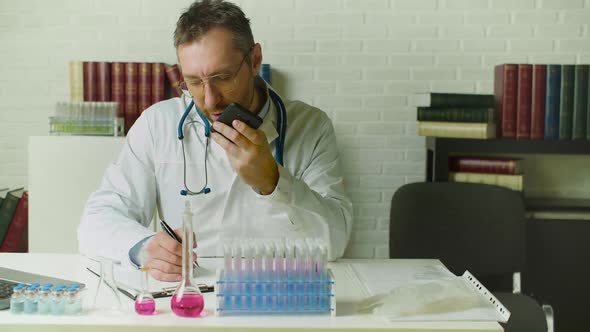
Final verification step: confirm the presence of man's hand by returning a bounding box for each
[211,119,279,195]
[144,228,197,281]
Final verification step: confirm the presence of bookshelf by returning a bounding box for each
[425,136,590,211]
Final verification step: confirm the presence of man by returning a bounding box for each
[78,0,352,281]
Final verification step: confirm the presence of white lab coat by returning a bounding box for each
[78,84,352,267]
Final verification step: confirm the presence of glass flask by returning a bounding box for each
[170,201,204,317]
[92,256,122,314]
[134,266,156,315]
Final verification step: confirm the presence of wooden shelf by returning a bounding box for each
[426,137,590,182]
[425,136,590,211]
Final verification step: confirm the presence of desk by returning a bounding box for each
[0,254,502,332]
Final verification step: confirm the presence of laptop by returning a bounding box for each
[0,267,85,310]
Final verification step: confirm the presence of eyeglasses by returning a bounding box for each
[179,46,254,99]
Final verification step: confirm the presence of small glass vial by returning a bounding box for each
[170,201,204,317]
[37,284,53,314]
[9,285,25,314]
[134,266,156,315]
[23,284,40,314]
[65,285,82,315]
[51,285,66,315]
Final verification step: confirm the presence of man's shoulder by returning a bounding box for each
[142,97,185,119]
[284,99,330,124]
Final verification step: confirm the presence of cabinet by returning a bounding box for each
[425,136,590,332]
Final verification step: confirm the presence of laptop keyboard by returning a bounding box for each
[0,279,20,299]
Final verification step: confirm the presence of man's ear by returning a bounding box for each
[250,43,263,77]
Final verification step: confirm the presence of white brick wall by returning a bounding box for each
[1,0,589,258]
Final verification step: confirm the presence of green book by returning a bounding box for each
[559,65,575,140]
[573,65,589,139]
[0,188,24,245]
[413,93,495,107]
[417,107,495,123]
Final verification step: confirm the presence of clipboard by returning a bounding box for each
[86,266,214,301]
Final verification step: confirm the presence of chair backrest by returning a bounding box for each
[389,182,526,288]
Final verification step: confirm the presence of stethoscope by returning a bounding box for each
[177,88,287,196]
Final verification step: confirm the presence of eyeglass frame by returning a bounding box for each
[179,45,255,98]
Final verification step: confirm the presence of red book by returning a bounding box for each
[152,63,166,104]
[494,64,518,138]
[96,62,111,102]
[165,64,184,97]
[111,62,125,119]
[138,63,152,115]
[83,61,98,101]
[516,64,533,139]
[531,65,547,140]
[448,157,523,175]
[125,62,139,134]
[0,191,28,253]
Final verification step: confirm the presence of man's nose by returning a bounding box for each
[202,81,221,109]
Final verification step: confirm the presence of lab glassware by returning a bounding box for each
[134,266,156,315]
[170,201,204,317]
[92,256,123,314]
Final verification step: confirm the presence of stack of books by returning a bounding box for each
[0,188,28,253]
[415,93,496,139]
[495,63,590,140]
[448,156,523,191]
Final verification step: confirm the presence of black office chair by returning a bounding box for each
[389,182,553,332]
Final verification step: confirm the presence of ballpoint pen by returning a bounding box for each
[159,219,200,268]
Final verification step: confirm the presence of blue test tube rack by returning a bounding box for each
[215,239,335,316]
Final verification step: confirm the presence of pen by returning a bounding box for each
[159,219,200,268]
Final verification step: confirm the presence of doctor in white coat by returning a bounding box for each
[78,0,353,281]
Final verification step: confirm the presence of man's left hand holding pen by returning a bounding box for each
[143,228,198,282]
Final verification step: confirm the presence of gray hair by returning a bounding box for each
[174,0,254,57]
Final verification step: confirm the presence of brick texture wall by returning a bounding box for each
[1,0,589,257]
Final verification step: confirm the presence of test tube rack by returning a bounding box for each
[215,239,336,316]
[215,269,335,316]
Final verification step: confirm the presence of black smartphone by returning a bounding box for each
[216,102,263,130]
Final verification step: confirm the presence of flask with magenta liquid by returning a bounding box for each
[134,266,156,315]
[170,201,204,317]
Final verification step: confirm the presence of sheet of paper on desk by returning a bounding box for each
[349,261,509,322]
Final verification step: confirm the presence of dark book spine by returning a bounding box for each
[96,62,111,102]
[587,66,590,140]
[494,64,518,138]
[111,62,126,119]
[558,65,575,140]
[530,65,547,140]
[417,107,494,122]
[448,157,520,175]
[0,191,21,245]
[0,191,28,253]
[83,61,98,101]
[516,64,533,139]
[573,65,589,139]
[165,64,184,97]
[124,62,138,134]
[138,63,152,115]
[152,63,166,104]
[544,65,561,140]
[428,94,495,107]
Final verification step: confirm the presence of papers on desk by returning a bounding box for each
[349,261,510,323]
[86,258,217,299]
